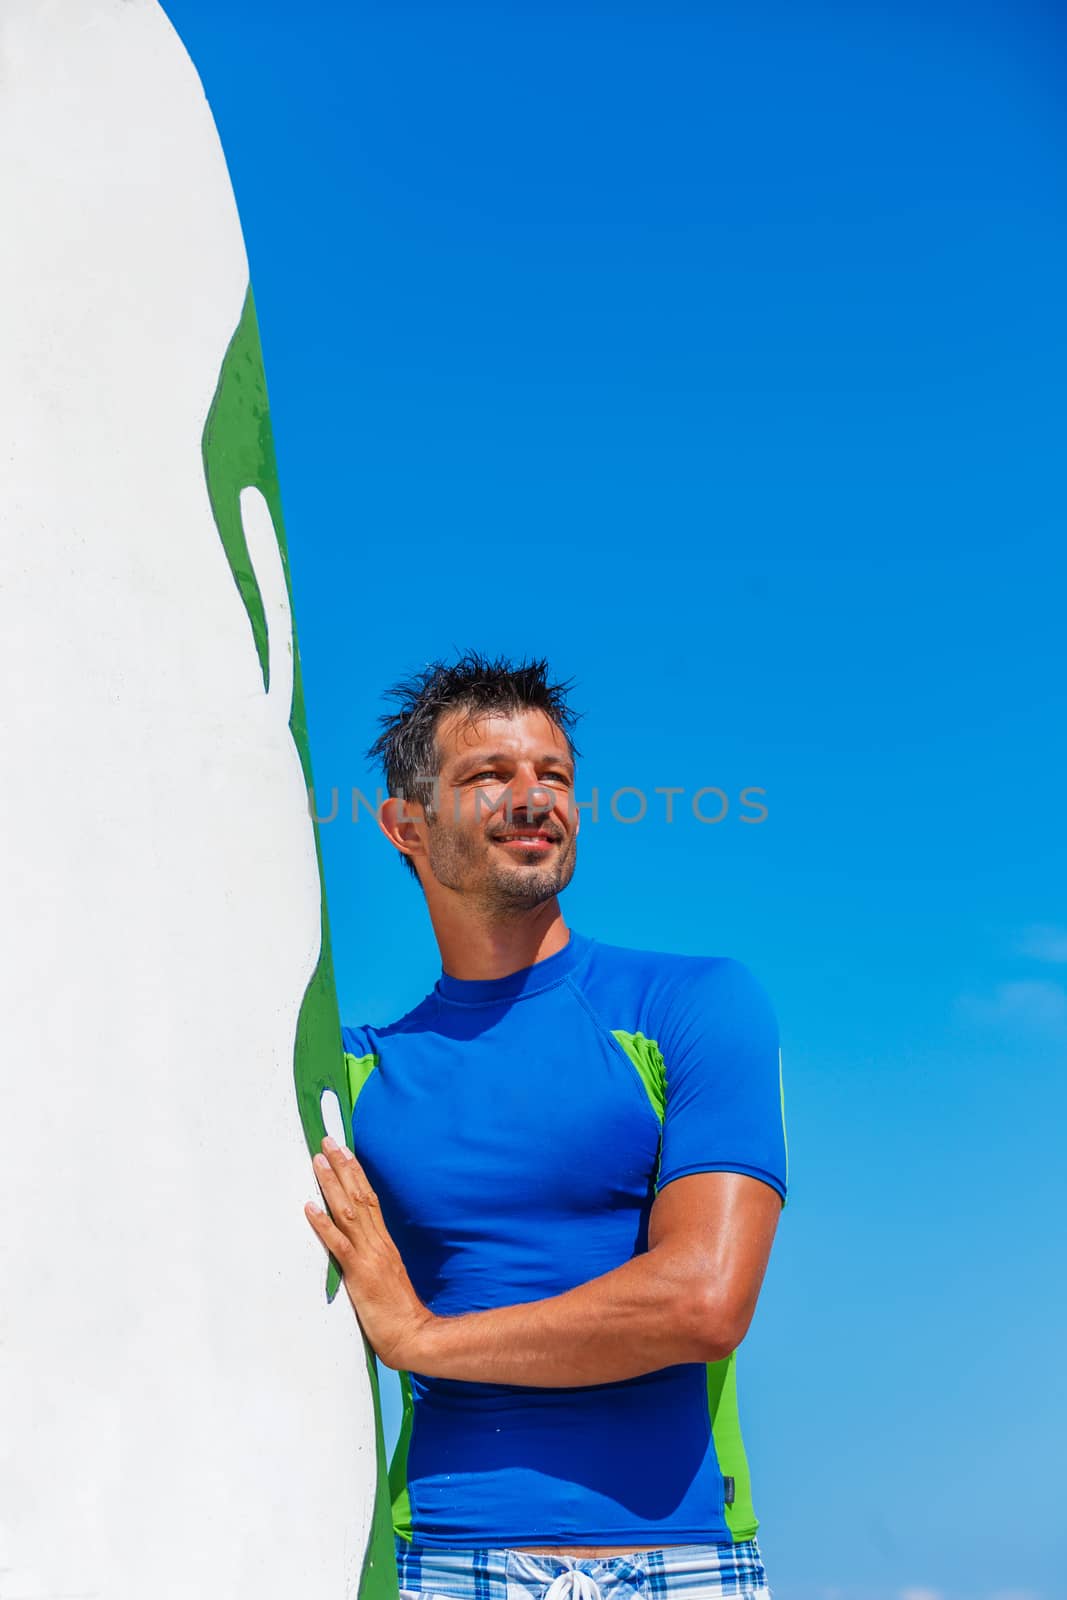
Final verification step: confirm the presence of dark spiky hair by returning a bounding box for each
[366,649,582,881]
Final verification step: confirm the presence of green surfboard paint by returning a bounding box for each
[202,289,398,1600]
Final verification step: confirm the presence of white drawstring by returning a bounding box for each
[542,1567,605,1600]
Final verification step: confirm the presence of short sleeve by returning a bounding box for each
[655,957,788,1204]
[341,1023,371,1060]
[341,1024,379,1127]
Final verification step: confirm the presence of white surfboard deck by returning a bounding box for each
[0,3,377,1595]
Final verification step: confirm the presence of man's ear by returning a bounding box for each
[377,794,426,869]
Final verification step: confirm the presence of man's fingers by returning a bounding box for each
[304,1200,352,1266]
[322,1136,376,1198]
[313,1139,380,1240]
[312,1153,370,1235]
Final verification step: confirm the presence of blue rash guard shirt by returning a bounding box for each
[342,928,788,1550]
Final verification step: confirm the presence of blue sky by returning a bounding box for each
[166,5,1066,1596]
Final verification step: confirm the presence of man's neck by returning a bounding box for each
[431,904,571,983]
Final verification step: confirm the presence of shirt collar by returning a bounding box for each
[435,928,593,1006]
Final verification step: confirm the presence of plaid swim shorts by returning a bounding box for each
[394,1538,771,1600]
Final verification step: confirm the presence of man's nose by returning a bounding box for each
[506,770,556,819]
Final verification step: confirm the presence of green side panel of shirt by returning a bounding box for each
[706,1350,758,1540]
[778,1047,789,1202]
[611,1027,760,1543]
[389,1369,416,1542]
[611,1029,666,1187]
[345,1049,379,1113]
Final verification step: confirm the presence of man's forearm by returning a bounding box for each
[402,1246,721,1387]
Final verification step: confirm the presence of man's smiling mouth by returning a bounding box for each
[493,831,559,847]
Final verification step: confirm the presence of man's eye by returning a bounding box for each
[469,770,503,782]
[543,772,572,784]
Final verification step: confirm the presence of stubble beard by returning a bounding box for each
[425,817,578,913]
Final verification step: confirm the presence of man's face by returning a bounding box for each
[415,707,579,910]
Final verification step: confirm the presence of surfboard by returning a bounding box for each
[0,4,394,1596]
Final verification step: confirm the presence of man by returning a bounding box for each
[305,650,788,1600]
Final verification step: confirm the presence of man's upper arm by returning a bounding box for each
[647,1171,782,1353]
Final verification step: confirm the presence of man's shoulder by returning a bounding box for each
[581,935,773,1034]
[585,934,757,993]
[340,993,438,1060]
